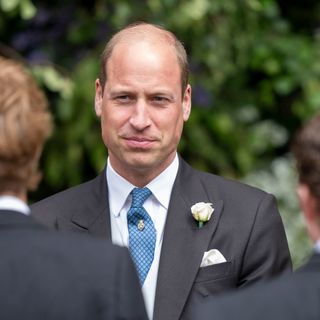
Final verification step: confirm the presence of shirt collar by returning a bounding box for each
[107,161,135,218]
[107,153,179,217]
[146,154,179,210]
[0,195,30,215]
[314,239,320,253]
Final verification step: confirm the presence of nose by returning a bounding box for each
[129,99,151,131]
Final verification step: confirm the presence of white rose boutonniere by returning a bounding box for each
[191,202,214,228]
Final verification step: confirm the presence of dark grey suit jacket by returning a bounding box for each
[31,158,292,320]
[0,210,147,320]
[193,253,320,320]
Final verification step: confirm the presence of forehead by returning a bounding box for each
[106,39,181,86]
[107,26,180,70]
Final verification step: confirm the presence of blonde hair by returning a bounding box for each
[0,57,52,193]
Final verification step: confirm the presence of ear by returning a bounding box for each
[95,79,103,117]
[182,84,192,121]
[297,183,320,242]
[297,184,316,223]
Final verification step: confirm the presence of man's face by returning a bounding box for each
[95,39,191,184]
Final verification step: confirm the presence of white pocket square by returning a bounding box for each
[200,249,227,267]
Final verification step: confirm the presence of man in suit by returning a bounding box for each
[193,114,320,320]
[31,22,292,320]
[0,56,147,320]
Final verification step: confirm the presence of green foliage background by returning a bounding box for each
[1,0,320,267]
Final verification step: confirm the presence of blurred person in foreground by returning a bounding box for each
[31,22,291,320]
[193,113,320,320]
[0,56,147,320]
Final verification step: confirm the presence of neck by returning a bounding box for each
[117,169,159,188]
[0,191,27,203]
[109,154,177,187]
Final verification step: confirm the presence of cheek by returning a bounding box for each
[100,111,115,139]
[159,115,184,147]
[101,107,118,129]
[100,108,129,139]
[170,113,184,136]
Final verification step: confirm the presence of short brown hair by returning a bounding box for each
[99,22,189,95]
[291,114,320,208]
[0,57,52,193]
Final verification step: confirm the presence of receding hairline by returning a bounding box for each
[112,23,177,46]
[99,22,189,93]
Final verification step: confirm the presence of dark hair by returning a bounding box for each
[291,114,320,207]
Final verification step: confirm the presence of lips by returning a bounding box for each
[123,136,156,149]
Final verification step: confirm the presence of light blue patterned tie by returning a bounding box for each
[127,187,156,285]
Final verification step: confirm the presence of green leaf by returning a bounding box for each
[20,0,36,19]
[0,0,19,12]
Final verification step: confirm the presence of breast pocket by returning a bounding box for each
[193,260,237,296]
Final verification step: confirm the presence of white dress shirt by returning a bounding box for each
[107,154,179,320]
[0,195,30,215]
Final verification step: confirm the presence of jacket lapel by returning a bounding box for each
[53,161,224,319]
[153,159,224,320]
[57,170,112,239]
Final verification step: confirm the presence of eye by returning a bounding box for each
[113,94,134,104]
[154,96,166,101]
[151,96,170,105]
[116,95,130,101]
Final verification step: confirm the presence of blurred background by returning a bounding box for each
[1,0,320,268]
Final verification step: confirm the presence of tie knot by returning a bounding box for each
[131,187,151,207]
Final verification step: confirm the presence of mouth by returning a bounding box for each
[123,136,157,149]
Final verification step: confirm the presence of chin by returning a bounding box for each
[128,159,156,170]
[125,154,160,170]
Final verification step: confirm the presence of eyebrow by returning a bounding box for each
[108,87,175,97]
[108,89,134,97]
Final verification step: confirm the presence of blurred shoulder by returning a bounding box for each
[30,171,105,225]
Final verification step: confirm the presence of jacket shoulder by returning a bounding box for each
[30,172,105,226]
[186,162,271,201]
